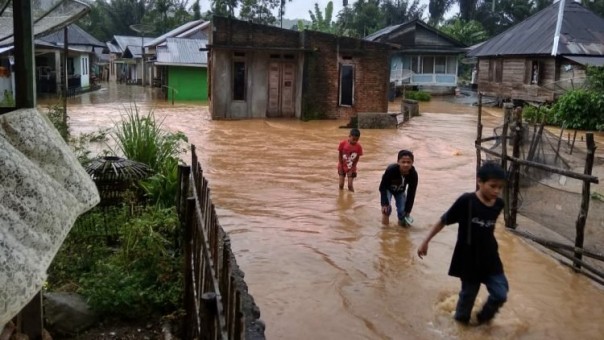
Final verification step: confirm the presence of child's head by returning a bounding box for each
[477,161,506,199]
[397,149,414,174]
[348,128,361,144]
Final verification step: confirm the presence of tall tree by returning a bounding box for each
[428,0,454,25]
[239,0,278,25]
[439,17,487,45]
[211,0,238,17]
[306,1,336,33]
[381,0,425,26]
[581,0,604,18]
[336,0,424,38]
[192,0,202,20]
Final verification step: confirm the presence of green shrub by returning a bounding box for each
[111,103,188,206]
[405,91,431,101]
[78,207,183,318]
[522,104,555,125]
[553,89,604,130]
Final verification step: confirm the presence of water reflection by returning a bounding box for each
[54,84,604,339]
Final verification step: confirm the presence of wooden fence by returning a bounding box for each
[177,144,244,340]
[476,95,603,284]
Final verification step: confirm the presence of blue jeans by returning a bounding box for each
[454,273,508,323]
[386,191,406,222]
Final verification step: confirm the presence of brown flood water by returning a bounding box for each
[41,83,604,339]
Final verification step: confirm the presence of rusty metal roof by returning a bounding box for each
[469,1,604,57]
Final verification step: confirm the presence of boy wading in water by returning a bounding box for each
[417,162,508,325]
[338,128,363,192]
[379,149,418,227]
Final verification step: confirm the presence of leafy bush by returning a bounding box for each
[111,103,188,206]
[78,207,183,318]
[522,104,555,125]
[553,89,604,130]
[405,91,431,101]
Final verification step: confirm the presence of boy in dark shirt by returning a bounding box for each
[417,161,508,325]
[379,149,418,227]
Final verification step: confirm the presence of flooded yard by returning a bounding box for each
[43,83,604,339]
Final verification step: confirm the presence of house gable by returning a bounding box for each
[469,1,604,57]
[365,20,466,50]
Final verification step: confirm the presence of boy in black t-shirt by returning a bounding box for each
[417,162,508,325]
[378,149,418,227]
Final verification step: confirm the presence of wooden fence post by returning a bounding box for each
[501,103,513,227]
[19,292,43,340]
[475,92,483,191]
[509,107,522,229]
[574,133,596,270]
[184,197,197,339]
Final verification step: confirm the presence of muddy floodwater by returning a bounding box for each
[42,83,604,339]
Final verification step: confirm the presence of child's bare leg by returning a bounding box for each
[382,214,389,225]
[339,175,345,189]
[347,176,354,192]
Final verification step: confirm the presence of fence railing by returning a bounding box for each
[178,144,244,340]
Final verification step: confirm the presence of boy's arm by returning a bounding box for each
[404,172,418,216]
[417,220,445,259]
[378,166,392,206]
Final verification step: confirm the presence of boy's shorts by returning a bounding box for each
[338,169,357,178]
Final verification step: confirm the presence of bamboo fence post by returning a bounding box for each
[573,133,596,270]
[184,197,197,339]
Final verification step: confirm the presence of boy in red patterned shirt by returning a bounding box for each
[338,128,363,192]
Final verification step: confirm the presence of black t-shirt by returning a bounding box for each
[440,192,505,282]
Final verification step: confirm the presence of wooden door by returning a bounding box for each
[267,61,296,118]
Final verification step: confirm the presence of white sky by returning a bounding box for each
[197,0,459,22]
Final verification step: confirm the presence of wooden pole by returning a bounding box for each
[477,145,599,184]
[476,93,483,190]
[62,27,68,120]
[13,0,35,108]
[509,107,522,229]
[184,197,197,339]
[501,103,513,227]
[570,130,578,154]
[573,133,596,270]
[554,126,565,164]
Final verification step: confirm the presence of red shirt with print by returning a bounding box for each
[338,140,363,173]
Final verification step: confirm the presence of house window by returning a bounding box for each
[446,56,457,74]
[526,60,542,85]
[489,58,503,83]
[422,56,434,73]
[233,60,246,101]
[339,64,354,106]
[435,56,446,74]
[82,57,88,75]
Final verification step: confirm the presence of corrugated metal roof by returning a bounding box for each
[113,35,154,52]
[564,55,604,66]
[364,24,402,41]
[145,20,207,47]
[106,41,121,53]
[38,23,104,47]
[469,1,604,57]
[156,38,207,66]
[364,19,465,48]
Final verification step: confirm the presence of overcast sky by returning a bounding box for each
[196,1,429,21]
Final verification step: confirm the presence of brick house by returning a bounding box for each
[208,16,391,120]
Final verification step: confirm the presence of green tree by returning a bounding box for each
[336,0,385,38]
[380,0,425,26]
[440,17,487,45]
[306,1,336,33]
[192,0,202,20]
[581,0,604,18]
[428,0,454,25]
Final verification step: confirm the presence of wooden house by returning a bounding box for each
[209,16,391,120]
[106,35,154,85]
[364,19,467,95]
[145,20,210,101]
[468,0,604,103]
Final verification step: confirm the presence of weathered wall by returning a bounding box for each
[302,31,390,119]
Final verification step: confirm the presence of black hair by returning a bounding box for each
[477,161,506,181]
[350,128,361,137]
[397,149,414,161]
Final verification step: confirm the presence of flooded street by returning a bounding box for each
[43,83,604,339]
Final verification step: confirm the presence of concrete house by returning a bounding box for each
[145,20,210,101]
[106,35,154,85]
[34,24,106,94]
[364,19,467,95]
[209,16,391,120]
[467,0,604,103]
